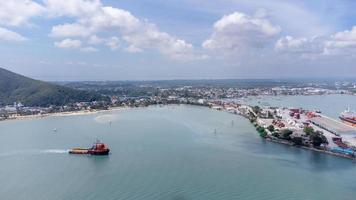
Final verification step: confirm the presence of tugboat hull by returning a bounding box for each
[69,148,88,154]
[88,149,110,155]
[69,141,110,155]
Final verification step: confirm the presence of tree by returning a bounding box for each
[260,131,267,138]
[310,131,328,147]
[291,137,303,146]
[281,129,293,140]
[321,135,328,145]
[272,131,280,138]
[267,125,275,132]
[303,126,314,135]
[310,134,323,147]
[256,126,265,133]
[252,106,261,114]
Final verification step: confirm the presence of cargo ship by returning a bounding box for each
[69,140,110,155]
[339,109,356,126]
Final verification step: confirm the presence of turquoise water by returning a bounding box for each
[0,99,356,200]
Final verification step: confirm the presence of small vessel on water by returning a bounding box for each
[339,108,356,126]
[69,140,110,155]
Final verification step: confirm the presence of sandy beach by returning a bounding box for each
[1,106,128,122]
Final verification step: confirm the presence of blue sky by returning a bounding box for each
[0,0,356,81]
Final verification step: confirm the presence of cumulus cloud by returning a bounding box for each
[121,25,195,59]
[88,35,104,45]
[324,26,356,56]
[275,36,324,58]
[276,26,356,58]
[51,23,92,38]
[105,37,120,50]
[45,0,198,60]
[203,12,281,52]
[43,0,102,17]
[275,36,308,51]
[0,0,43,42]
[0,0,44,27]
[0,0,201,60]
[54,39,82,49]
[55,38,100,53]
[0,27,27,41]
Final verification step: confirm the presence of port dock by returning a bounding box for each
[310,115,356,136]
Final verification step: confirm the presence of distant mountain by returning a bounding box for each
[0,67,108,107]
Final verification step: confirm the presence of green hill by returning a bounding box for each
[0,67,108,107]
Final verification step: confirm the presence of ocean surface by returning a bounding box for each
[1,95,356,200]
[238,94,356,118]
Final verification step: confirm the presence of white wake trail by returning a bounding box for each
[41,149,69,154]
[0,149,69,157]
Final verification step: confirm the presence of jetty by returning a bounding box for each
[208,101,356,159]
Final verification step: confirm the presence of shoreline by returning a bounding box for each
[2,102,355,160]
[2,93,355,122]
[0,106,129,122]
[265,138,355,160]
[0,103,210,122]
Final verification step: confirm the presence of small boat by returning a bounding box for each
[339,108,356,126]
[69,140,110,155]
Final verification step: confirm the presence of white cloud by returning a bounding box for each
[54,39,82,49]
[80,46,98,52]
[97,6,141,32]
[126,45,142,53]
[194,0,331,37]
[43,0,102,17]
[121,24,195,59]
[88,35,120,51]
[275,36,308,51]
[88,35,103,45]
[324,26,356,55]
[333,26,356,42]
[275,36,324,57]
[51,23,92,38]
[276,26,356,58]
[0,0,44,27]
[105,37,120,50]
[0,27,27,41]
[203,12,281,53]
[0,0,201,60]
[45,0,198,60]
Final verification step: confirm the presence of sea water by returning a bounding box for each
[0,95,356,200]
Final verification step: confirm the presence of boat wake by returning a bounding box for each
[41,149,69,154]
[94,114,118,124]
[0,149,69,157]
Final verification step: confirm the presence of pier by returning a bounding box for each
[310,115,356,136]
[208,101,356,159]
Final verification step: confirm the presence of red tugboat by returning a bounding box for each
[69,140,110,155]
[339,108,356,127]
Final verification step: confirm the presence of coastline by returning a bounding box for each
[0,103,209,122]
[266,138,355,160]
[2,102,355,161]
[0,106,129,122]
[3,94,355,122]
[203,99,356,160]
